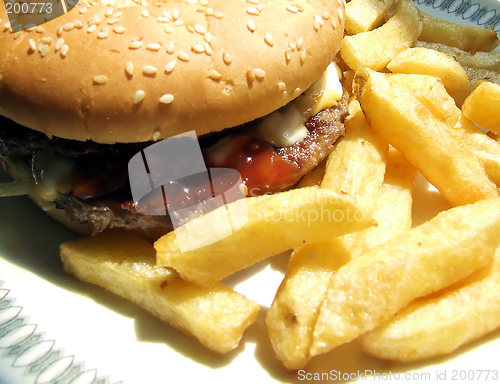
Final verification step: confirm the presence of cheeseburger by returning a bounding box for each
[0,0,346,238]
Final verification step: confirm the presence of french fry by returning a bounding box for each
[155,187,373,286]
[462,81,500,134]
[451,115,500,187]
[310,199,500,356]
[341,0,422,71]
[360,247,500,362]
[345,0,397,35]
[413,41,500,72]
[344,148,415,255]
[265,239,351,369]
[321,99,388,212]
[418,10,499,52]
[266,101,387,369]
[389,73,461,127]
[387,47,471,105]
[60,231,259,354]
[354,67,498,206]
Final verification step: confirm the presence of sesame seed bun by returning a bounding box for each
[0,0,345,144]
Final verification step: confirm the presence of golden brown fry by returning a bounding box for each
[387,47,471,106]
[389,73,461,127]
[155,187,373,286]
[341,0,422,71]
[321,99,388,212]
[311,199,500,356]
[361,247,500,362]
[418,10,499,52]
[60,231,259,354]
[345,0,397,35]
[451,115,500,187]
[462,81,500,134]
[355,67,498,206]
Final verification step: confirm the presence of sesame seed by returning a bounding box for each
[254,68,265,79]
[113,25,126,33]
[188,44,202,54]
[157,16,170,23]
[35,26,44,33]
[313,20,320,31]
[28,39,36,52]
[223,52,232,65]
[74,20,83,29]
[204,43,212,55]
[177,51,189,61]
[93,75,108,84]
[88,15,102,25]
[200,0,208,5]
[129,40,143,49]
[194,24,206,34]
[164,25,174,33]
[205,7,213,16]
[113,10,123,18]
[196,6,205,12]
[162,11,172,20]
[141,9,149,17]
[173,20,183,27]
[164,60,176,73]
[288,41,296,50]
[159,94,174,104]
[60,44,69,57]
[125,61,134,76]
[172,9,179,20]
[293,87,301,97]
[207,69,221,81]
[300,50,307,64]
[186,24,195,33]
[264,33,274,47]
[322,11,330,19]
[97,31,108,39]
[63,22,74,31]
[87,24,97,33]
[204,32,212,43]
[41,36,53,44]
[246,69,255,83]
[107,17,120,25]
[296,37,303,50]
[143,65,158,75]
[39,43,49,57]
[54,38,64,51]
[134,90,145,104]
[247,7,259,15]
[256,3,263,12]
[79,6,88,13]
[152,131,161,141]
[213,11,223,18]
[247,20,255,32]
[105,7,114,17]
[246,0,258,4]
[146,43,161,51]
[277,81,286,91]
[286,4,298,13]
[315,15,324,26]
[285,50,291,63]
[57,26,63,37]
[166,41,175,54]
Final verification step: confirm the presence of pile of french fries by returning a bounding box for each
[60,0,500,372]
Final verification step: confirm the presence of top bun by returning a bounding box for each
[0,0,345,143]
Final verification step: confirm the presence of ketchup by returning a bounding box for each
[204,135,299,196]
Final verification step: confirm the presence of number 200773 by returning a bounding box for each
[5,2,53,14]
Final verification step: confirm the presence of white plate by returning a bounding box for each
[1,2,500,383]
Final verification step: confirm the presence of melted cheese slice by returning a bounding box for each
[257,62,343,148]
